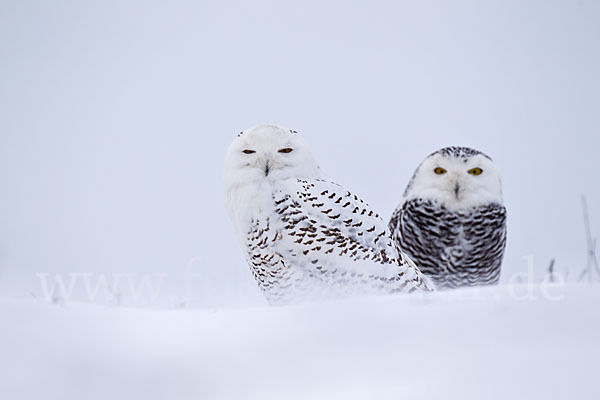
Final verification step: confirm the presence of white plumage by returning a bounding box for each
[224,125,433,304]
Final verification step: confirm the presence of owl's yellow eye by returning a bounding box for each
[278,148,293,153]
[242,149,255,154]
[468,167,483,175]
[434,167,447,175]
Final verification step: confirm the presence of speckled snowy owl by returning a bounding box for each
[389,147,507,289]
[224,125,433,305]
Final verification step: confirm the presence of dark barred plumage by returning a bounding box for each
[389,198,507,289]
[431,146,492,160]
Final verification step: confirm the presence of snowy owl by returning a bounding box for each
[389,147,507,289]
[224,125,433,305]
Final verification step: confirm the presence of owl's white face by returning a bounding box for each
[404,149,503,210]
[223,125,321,192]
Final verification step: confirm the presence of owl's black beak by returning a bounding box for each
[454,182,460,198]
[264,161,270,176]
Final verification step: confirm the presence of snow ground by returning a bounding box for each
[1,284,599,400]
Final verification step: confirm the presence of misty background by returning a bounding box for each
[1,0,598,306]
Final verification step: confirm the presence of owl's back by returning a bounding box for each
[243,178,433,304]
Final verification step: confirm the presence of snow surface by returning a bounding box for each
[2,284,599,400]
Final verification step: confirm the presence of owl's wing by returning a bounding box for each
[271,178,433,292]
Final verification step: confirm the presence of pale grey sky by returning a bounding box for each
[1,0,598,305]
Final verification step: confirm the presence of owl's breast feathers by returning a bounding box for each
[390,198,507,289]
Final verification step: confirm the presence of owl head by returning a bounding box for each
[403,147,503,210]
[223,125,321,191]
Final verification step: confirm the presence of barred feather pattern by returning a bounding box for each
[245,178,434,305]
[389,198,507,289]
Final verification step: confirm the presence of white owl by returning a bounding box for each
[389,147,507,289]
[224,125,433,305]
